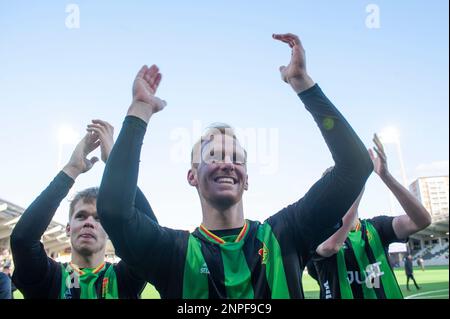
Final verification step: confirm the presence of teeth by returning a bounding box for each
[215,177,235,184]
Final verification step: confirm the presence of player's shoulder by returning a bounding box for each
[363,215,394,226]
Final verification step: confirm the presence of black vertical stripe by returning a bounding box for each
[361,223,387,299]
[345,240,365,298]
[267,218,304,299]
[317,256,342,299]
[199,239,228,299]
[241,222,271,299]
[94,263,110,299]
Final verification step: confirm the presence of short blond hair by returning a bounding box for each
[191,123,247,167]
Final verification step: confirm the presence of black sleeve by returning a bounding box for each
[97,116,189,295]
[267,84,373,262]
[367,216,407,247]
[306,259,319,282]
[135,187,158,224]
[114,261,147,299]
[10,171,73,297]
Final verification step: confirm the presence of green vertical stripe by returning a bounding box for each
[220,240,254,299]
[364,221,403,299]
[60,264,69,299]
[336,249,354,299]
[102,266,119,299]
[183,234,209,298]
[59,264,119,299]
[348,231,378,299]
[256,223,290,298]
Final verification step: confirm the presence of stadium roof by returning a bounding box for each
[410,215,449,240]
[0,198,70,253]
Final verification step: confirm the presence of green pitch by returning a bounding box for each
[12,265,448,299]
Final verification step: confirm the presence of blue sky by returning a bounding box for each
[0,1,448,237]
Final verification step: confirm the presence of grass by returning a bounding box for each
[13,265,448,299]
[301,265,449,299]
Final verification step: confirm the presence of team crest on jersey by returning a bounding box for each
[200,262,210,275]
[258,243,269,265]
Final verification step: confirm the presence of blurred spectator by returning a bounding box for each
[2,265,16,298]
[0,272,11,299]
[417,257,425,271]
[1,248,12,269]
[404,255,421,291]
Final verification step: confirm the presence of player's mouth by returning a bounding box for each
[79,233,96,240]
[213,176,237,185]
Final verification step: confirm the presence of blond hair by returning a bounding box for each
[191,123,247,167]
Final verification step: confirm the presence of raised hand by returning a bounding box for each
[86,119,114,163]
[368,133,389,178]
[63,133,100,179]
[272,33,314,93]
[132,64,167,114]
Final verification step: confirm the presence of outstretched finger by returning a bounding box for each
[273,35,292,45]
[368,148,376,161]
[90,156,99,165]
[85,156,99,170]
[373,133,385,153]
[373,147,387,163]
[91,119,113,133]
[86,127,102,136]
[150,73,162,92]
[273,33,301,45]
[136,65,148,79]
[145,65,160,83]
[87,124,106,135]
[284,33,301,44]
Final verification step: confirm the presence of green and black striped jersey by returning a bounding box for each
[155,215,342,299]
[98,84,374,299]
[10,172,151,299]
[310,216,405,299]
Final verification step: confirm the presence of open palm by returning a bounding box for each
[272,33,307,83]
[132,64,166,113]
[369,133,388,177]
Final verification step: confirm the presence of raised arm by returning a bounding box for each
[86,119,158,223]
[10,132,100,290]
[271,33,373,253]
[97,66,182,285]
[370,134,431,240]
[315,190,362,257]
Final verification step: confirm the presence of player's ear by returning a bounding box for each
[244,174,249,191]
[187,168,198,187]
[66,223,71,237]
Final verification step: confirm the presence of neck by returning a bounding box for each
[201,199,245,230]
[71,249,105,269]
